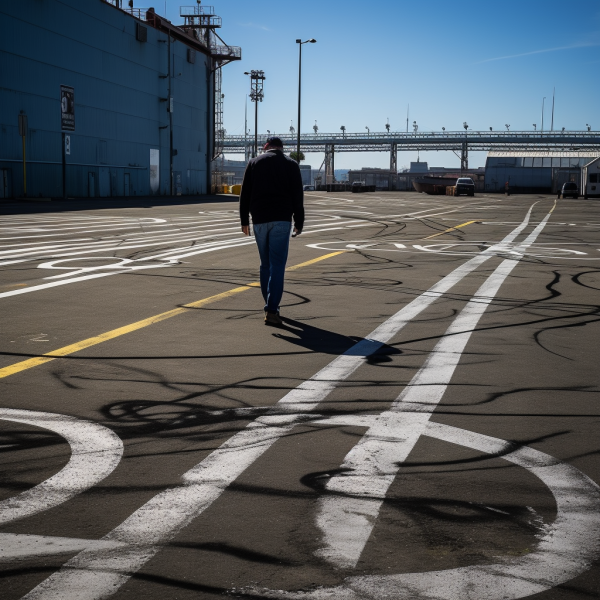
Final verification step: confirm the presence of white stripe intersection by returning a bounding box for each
[21,204,549,599]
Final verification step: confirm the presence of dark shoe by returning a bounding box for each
[264,311,283,326]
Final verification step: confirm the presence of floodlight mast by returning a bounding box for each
[244,70,265,158]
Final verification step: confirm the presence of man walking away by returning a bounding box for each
[240,136,305,326]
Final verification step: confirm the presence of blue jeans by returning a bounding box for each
[253,221,292,313]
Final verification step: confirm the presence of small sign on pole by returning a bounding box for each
[60,85,75,131]
[65,135,71,156]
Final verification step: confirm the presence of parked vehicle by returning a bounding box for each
[303,185,315,191]
[455,177,475,196]
[351,182,376,193]
[558,182,579,199]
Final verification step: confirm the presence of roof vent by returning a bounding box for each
[136,23,147,42]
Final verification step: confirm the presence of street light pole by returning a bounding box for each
[254,96,258,158]
[296,38,316,164]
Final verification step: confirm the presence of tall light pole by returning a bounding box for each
[296,38,317,163]
[541,97,546,132]
[245,70,265,158]
[244,95,248,162]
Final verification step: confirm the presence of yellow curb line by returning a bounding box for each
[0,251,347,379]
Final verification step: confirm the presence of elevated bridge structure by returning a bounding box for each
[222,130,600,185]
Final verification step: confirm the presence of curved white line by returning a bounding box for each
[254,422,600,599]
[0,409,123,526]
[18,203,547,600]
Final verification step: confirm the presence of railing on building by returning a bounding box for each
[180,5,218,17]
[102,1,148,20]
[211,45,242,60]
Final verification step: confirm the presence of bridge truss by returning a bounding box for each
[223,130,600,186]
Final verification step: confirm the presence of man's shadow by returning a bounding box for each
[272,317,401,363]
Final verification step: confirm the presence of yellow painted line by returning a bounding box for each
[1,283,28,290]
[550,199,557,213]
[286,251,346,271]
[424,220,480,239]
[0,251,348,379]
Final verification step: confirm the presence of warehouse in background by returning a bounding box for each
[0,0,240,200]
[485,151,600,194]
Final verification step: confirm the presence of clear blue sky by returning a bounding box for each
[161,0,600,169]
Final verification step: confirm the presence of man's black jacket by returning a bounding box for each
[239,150,305,232]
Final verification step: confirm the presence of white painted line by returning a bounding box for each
[0,259,28,267]
[0,217,359,264]
[0,409,123,526]
[21,204,545,600]
[255,421,600,599]
[0,534,124,562]
[314,208,554,569]
[0,239,256,299]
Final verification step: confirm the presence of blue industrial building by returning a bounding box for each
[0,0,240,200]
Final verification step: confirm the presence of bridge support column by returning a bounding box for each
[461,142,469,171]
[325,144,335,184]
[389,143,398,190]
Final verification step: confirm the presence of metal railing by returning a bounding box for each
[224,130,600,143]
[102,1,149,20]
[222,130,600,154]
[181,5,216,16]
[126,8,149,20]
[211,44,242,59]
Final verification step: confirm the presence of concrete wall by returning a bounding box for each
[0,0,212,199]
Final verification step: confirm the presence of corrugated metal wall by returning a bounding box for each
[0,0,212,199]
[484,153,599,193]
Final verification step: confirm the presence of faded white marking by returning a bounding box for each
[253,422,600,599]
[0,239,256,299]
[21,205,543,600]
[314,207,554,569]
[0,534,124,562]
[0,409,123,525]
[0,259,29,267]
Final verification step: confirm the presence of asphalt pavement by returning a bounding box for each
[0,191,599,600]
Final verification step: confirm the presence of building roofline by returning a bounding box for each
[488,150,600,158]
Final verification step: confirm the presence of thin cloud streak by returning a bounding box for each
[475,41,599,64]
